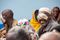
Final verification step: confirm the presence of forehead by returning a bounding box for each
[53,8,59,11]
[2,11,11,16]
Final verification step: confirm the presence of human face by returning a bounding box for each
[2,12,8,24]
[1,16,6,24]
[52,8,59,17]
[37,12,48,25]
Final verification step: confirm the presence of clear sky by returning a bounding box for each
[0,0,60,20]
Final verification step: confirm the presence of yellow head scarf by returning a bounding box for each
[30,11,41,32]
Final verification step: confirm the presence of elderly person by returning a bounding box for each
[39,32,60,40]
[30,7,50,32]
[38,7,59,37]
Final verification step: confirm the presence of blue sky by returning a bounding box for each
[0,0,60,20]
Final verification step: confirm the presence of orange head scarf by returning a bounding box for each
[30,11,41,32]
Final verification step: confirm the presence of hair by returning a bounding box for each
[51,7,60,20]
[1,9,14,32]
[34,9,39,21]
[6,29,32,40]
[57,10,60,23]
[53,7,60,10]
[51,25,60,32]
[39,32,60,40]
[2,9,14,18]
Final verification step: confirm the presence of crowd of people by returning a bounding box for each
[0,6,60,40]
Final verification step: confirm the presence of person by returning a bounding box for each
[30,10,41,32]
[57,11,60,24]
[37,7,51,36]
[6,28,32,40]
[18,19,39,40]
[38,7,59,37]
[51,7,60,21]
[50,25,60,32]
[39,32,60,40]
[0,9,18,38]
[30,8,50,33]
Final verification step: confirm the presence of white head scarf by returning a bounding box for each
[39,7,50,14]
[37,7,50,21]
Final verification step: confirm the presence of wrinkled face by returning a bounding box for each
[37,12,49,25]
[52,8,59,17]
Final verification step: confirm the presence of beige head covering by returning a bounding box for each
[39,7,50,14]
[37,7,50,21]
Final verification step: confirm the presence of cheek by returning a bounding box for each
[2,18,6,23]
[52,11,58,16]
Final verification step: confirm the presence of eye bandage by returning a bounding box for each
[0,14,3,20]
[37,13,48,21]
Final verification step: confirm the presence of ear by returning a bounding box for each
[34,9,39,20]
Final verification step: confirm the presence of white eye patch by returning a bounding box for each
[0,14,2,20]
[37,13,48,21]
[0,14,6,23]
[39,7,51,14]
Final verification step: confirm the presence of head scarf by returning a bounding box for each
[37,7,51,22]
[30,11,41,32]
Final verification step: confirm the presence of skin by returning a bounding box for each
[39,32,60,40]
[51,7,60,20]
[2,9,14,31]
[0,9,14,38]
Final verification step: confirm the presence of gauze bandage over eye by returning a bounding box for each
[0,14,3,20]
[0,14,6,24]
[37,12,48,21]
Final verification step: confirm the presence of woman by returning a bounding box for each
[30,10,41,32]
[51,7,60,21]
[57,11,60,24]
[0,9,18,38]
